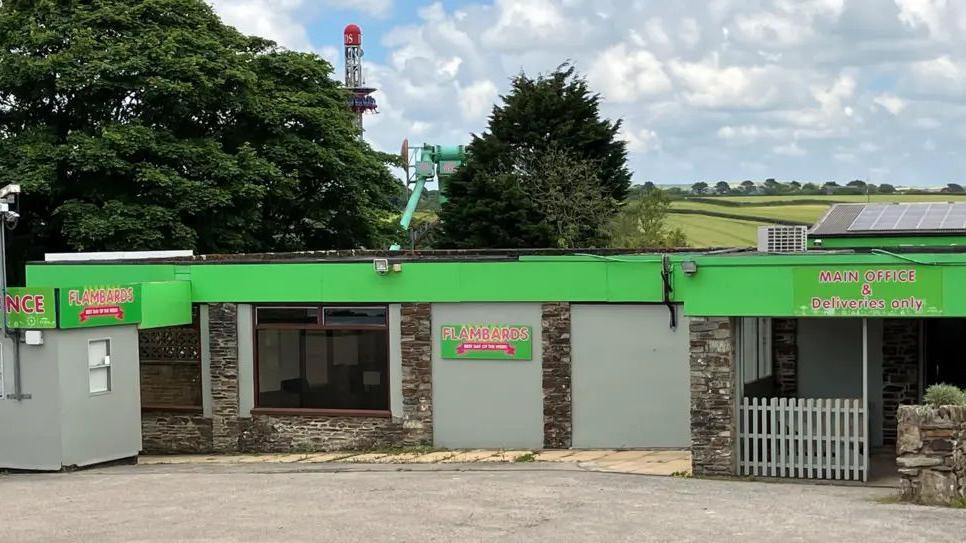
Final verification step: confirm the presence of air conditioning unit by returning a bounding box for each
[757,226,808,253]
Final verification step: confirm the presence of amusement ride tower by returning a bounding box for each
[344,24,377,135]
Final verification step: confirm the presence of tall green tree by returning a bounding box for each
[0,0,400,277]
[437,65,631,248]
[608,189,686,249]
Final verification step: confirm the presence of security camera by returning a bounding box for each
[0,184,21,199]
[373,258,390,275]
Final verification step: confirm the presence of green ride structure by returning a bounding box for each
[392,140,465,250]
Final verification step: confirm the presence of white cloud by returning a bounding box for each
[622,128,661,153]
[774,141,806,156]
[208,0,966,186]
[459,80,498,121]
[588,44,672,103]
[895,0,948,38]
[209,0,314,50]
[668,56,787,110]
[324,0,393,17]
[873,94,907,115]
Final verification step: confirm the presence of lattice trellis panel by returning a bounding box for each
[139,325,202,361]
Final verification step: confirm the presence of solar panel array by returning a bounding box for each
[848,202,966,232]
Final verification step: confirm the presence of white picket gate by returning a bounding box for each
[738,397,867,481]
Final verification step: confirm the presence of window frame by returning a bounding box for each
[739,317,773,385]
[88,337,112,396]
[252,304,391,417]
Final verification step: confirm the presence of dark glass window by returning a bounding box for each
[323,306,387,326]
[255,305,389,411]
[256,307,320,325]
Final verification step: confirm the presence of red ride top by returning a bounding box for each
[344,24,362,46]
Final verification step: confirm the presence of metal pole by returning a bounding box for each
[862,318,869,482]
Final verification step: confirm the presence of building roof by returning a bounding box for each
[811,202,966,237]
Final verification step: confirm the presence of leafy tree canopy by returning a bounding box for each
[0,0,400,277]
[608,189,686,249]
[437,65,630,248]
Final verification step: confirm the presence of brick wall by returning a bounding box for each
[883,319,920,445]
[542,302,572,449]
[690,317,738,477]
[141,412,213,454]
[140,363,202,406]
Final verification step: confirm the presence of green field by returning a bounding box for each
[667,214,767,248]
[670,194,966,248]
[701,194,966,204]
[671,201,829,224]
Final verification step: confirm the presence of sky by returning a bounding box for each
[208,0,966,187]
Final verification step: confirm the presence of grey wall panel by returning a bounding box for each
[389,304,403,418]
[798,317,884,447]
[58,326,142,467]
[0,336,63,470]
[237,304,254,418]
[572,305,691,449]
[798,318,862,399]
[431,303,543,449]
[200,304,213,418]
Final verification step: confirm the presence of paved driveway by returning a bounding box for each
[2,463,963,542]
[139,448,693,476]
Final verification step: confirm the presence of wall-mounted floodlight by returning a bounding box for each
[681,260,698,276]
[373,258,390,275]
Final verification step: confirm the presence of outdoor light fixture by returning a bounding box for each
[373,258,390,275]
[681,260,698,276]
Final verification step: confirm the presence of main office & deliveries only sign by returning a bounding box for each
[440,323,533,361]
[793,267,942,317]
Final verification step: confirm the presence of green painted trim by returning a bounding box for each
[25,250,966,319]
[140,281,193,329]
[810,235,966,249]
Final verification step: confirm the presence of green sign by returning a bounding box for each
[440,323,533,361]
[4,287,57,329]
[59,285,142,328]
[793,267,943,317]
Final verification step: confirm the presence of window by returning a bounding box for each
[739,318,772,385]
[255,305,389,412]
[89,339,112,394]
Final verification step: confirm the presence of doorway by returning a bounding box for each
[924,319,966,389]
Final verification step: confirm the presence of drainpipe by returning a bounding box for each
[661,255,677,330]
[0,222,24,401]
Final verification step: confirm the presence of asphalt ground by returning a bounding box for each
[2,462,963,542]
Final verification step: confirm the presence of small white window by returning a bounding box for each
[88,339,111,394]
[739,317,772,385]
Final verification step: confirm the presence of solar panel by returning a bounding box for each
[848,202,966,232]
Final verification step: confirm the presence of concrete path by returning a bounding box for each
[138,448,693,476]
[2,463,961,542]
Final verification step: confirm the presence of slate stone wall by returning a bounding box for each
[239,414,400,452]
[690,317,738,477]
[772,318,798,397]
[542,302,572,449]
[897,405,966,505]
[209,303,240,452]
[399,303,434,446]
[141,412,213,454]
[198,302,433,453]
[883,319,920,445]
